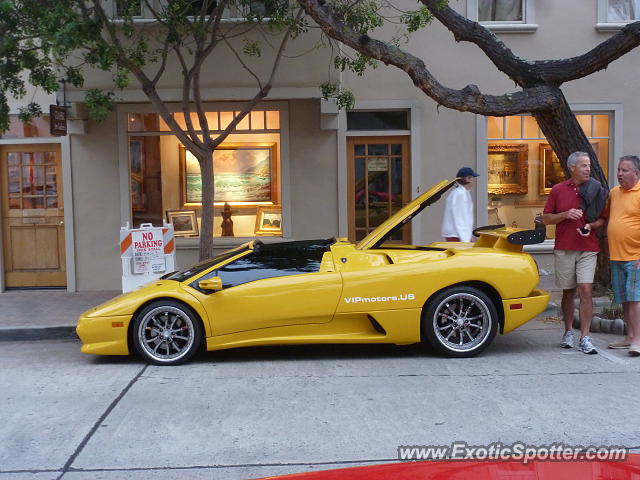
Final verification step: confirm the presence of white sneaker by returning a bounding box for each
[579,336,598,354]
[560,330,575,348]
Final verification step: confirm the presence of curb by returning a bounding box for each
[0,326,78,342]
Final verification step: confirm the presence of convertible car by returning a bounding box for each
[77,179,549,365]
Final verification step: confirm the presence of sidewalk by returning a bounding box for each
[0,276,565,342]
[0,289,120,341]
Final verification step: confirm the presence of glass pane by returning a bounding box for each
[523,116,540,138]
[205,112,219,130]
[368,144,389,156]
[117,0,142,16]
[487,116,503,139]
[8,167,20,193]
[46,167,57,195]
[594,114,610,138]
[46,197,58,208]
[391,144,402,155]
[354,144,365,156]
[347,111,408,130]
[220,111,234,130]
[505,116,521,138]
[127,113,144,132]
[22,166,34,193]
[33,152,45,164]
[576,115,592,137]
[391,158,403,212]
[368,169,389,227]
[355,157,366,228]
[478,0,523,21]
[44,152,56,164]
[8,197,20,209]
[7,152,20,165]
[22,152,35,165]
[355,229,366,241]
[250,111,265,130]
[607,0,638,21]
[23,197,44,208]
[265,111,280,129]
[234,111,250,130]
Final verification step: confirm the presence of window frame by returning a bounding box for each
[596,0,639,31]
[467,0,538,33]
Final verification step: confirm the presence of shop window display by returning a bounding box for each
[129,110,282,237]
[486,114,610,239]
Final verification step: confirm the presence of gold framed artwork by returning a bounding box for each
[130,177,145,212]
[254,206,282,236]
[180,143,279,208]
[166,210,199,237]
[539,143,602,195]
[487,144,528,195]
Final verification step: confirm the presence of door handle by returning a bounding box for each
[59,220,64,226]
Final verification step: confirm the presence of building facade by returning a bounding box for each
[1,0,639,292]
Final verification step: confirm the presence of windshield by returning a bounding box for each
[162,243,252,283]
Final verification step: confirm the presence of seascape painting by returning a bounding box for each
[184,146,272,203]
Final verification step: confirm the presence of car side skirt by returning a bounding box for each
[204,308,423,351]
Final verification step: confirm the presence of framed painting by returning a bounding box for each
[254,206,282,236]
[166,210,199,237]
[539,143,601,195]
[487,144,528,195]
[180,143,279,207]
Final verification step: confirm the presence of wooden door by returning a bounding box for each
[1,145,66,287]
[347,136,411,244]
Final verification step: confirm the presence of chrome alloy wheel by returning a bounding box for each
[137,305,196,363]
[432,293,492,353]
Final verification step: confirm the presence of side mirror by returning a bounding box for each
[198,277,223,292]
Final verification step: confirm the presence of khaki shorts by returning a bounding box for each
[554,250,598,289]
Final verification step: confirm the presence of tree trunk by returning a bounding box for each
[532,90,607,187]
[198,151,215,261]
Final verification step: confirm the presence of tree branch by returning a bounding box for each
[297,0,562,115]
[535,21,640,83]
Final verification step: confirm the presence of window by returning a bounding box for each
[126,110,283,238]
[484,113,611,240]
[191,240,331,291]
[346,111,409,131]
[597,0,640,29]
[467,0,537,32]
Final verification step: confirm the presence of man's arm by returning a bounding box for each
[543,209,583,225]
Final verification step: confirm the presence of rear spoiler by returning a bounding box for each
[473,224,545,251]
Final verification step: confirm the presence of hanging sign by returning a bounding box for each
[131,228,166,274]
[49,105,67,136]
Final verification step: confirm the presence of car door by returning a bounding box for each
[193,248,342,336]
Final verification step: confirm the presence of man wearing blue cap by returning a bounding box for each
[441,167,480,242]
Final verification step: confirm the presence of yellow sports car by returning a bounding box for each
[77,179,549,365]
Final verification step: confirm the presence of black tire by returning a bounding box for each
[422,286,498,358]
[132,300,203,365]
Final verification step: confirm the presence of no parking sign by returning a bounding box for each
[131,228,165,274]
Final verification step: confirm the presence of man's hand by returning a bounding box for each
[577,224,591,237]
[564,208,583,220]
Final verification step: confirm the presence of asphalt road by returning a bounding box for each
[1,318,639,480]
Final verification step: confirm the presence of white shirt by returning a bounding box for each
[441,183,474,242]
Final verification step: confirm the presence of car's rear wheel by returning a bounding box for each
[132,301,203,365]
[422,286,498,357]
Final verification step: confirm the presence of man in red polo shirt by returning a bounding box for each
[543,151,605,354]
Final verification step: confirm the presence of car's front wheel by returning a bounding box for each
[132,300,203,365]
[422,286,498,357]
